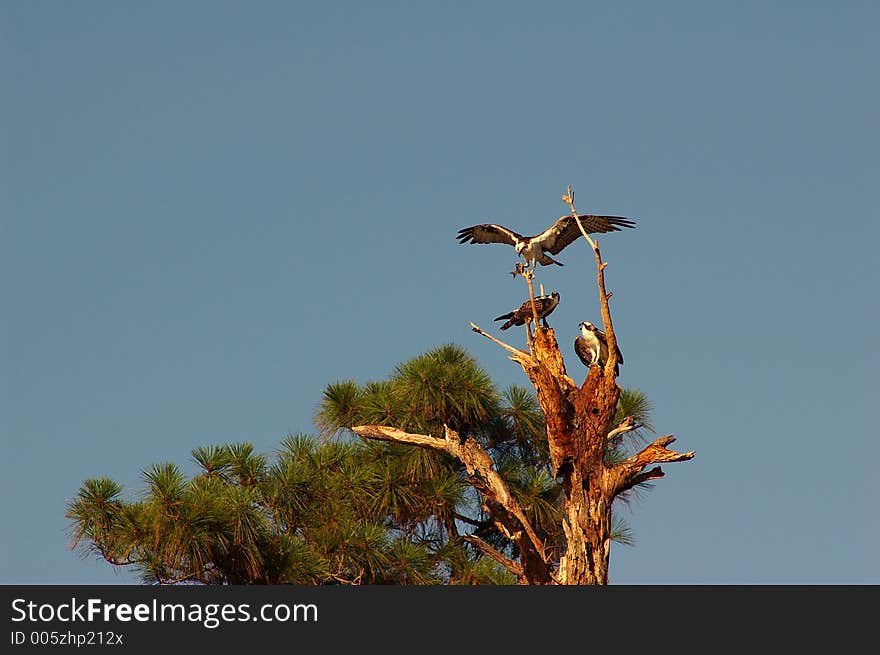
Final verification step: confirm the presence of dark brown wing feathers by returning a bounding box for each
[456,224,523,246]
[540,215,635,255]
[494,294,559,330]
[594,325,624,365]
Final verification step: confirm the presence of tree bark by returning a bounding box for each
[514,329,621,584]
[469,320,694,584]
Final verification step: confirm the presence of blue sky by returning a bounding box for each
[2,1,878,584]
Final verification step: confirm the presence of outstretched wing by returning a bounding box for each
[535,214,636,255]
[457,224,523,246]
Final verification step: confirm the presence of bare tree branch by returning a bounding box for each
[562,185,621,378]
[351,424,551,573]
[607,416,639,442]
[621,466,666,492]
[523,269,540,340]
[469,322,536,366]
[625,435,695,467]
[462,535,526,583]
[609,435,695,498]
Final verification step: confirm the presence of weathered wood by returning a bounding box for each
[609,435,696,497]
[557,465,613,585]
[469,322,533,363]
[505,317,623,583]
[519,327,577,475]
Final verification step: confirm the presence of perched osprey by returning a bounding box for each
[457,214,636,269]
[574,321,623,376]
[494,292,560,331]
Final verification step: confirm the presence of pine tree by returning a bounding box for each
[68,187,694,585]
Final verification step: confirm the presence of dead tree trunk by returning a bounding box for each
[472,188,695,583]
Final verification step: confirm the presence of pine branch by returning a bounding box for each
[88,542,139,569]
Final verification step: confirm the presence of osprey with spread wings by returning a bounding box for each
[457,214,635,270]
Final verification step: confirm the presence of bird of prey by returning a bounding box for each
[574,321,623,376]
[457,214,636,270]
[494,292,560,331]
